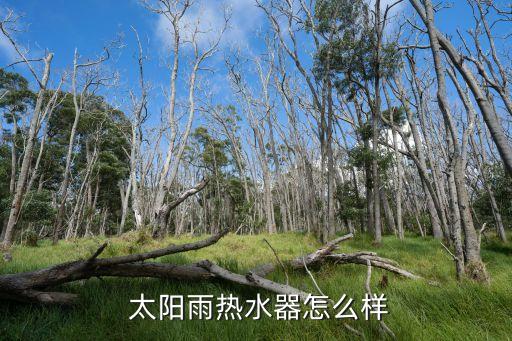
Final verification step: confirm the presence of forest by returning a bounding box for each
[0,0,511,340]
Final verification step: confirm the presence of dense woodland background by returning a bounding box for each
[1,0,512,284]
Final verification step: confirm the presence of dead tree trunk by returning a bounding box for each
[409,0,512,176]
[380,188,396,235]
[2,53,53,248]
[418,0,487,281]
[53,49,109,243]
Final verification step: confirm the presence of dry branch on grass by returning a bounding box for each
[251,233,355,276]
[364,260,396,339]
[0,230,228,305]
[327,253,422,280]
[250,233,424,283]
[0,232,424,306]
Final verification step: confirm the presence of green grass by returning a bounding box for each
[1,232,511,341]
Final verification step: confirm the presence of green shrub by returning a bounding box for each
[21,229,38,247]
[135,227,153,245]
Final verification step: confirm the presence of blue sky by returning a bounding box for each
[1,0,161,114]
[0,0,509,134]
[0,0,268,115]
[0,0,153,75]
[0,0,480,89]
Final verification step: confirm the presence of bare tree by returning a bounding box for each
[409,0,512,176]
[410,0,488,281]
[143,0,227,233]
[0,11,54,248]
[52,48,111,243]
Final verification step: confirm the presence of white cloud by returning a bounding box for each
[155,0,262,51]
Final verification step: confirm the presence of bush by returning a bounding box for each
[119,226,153,245]
[135,227,153,245]
[22,229,38,247]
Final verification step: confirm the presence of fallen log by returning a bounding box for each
[0,290,79,305]
[288,233,354,268]
[0,230,228,304]
[0,231,425,306]
[198,260,309,301]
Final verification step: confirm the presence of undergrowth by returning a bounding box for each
[1,232,511,340]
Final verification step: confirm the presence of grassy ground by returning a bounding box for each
[1,232,511,341]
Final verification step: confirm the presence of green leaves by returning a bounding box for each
[473,163,512,226]
[0,69,36,114]
[191,126,231,174]
[0,190,56,224]
[348,144,393,172]
[311,0,401,94]
[335,182,365,221]
[381,106,407,127]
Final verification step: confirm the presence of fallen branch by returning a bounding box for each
[198,260,309,301]
[252,233,423,282]
[289,233,354,269]
[0,232,425,308]
[0,290,78,305]
[364,260,396,339]
[94,228,229,266]
[0,230,228,304]
[251,233,354,277]
[327,253,422,280]
[302,255,325,296]
[263,238,289,285]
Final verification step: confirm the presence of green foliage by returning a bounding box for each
[0,73,131,240]
[335,182,365,221]
[312,0,401,94]
[35,142,65,190]
[20,190,56,224]
[381,106,407,127]
[0,144,11,203]
[403,211,432,234]
[188,120,255,231]
[312,0,367,34]
[355,122,373,141]
[46,93,130,231]
[473,164,512,227]
[0,190,55,225]
[0,69,35,113]
[348,144,392,172]
[47,93,75,142]
[21,229,38,247]
[348,145,373,168]
[191,126,230,173]
[0,71,37,224]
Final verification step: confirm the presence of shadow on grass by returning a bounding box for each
[484,241,512,256]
